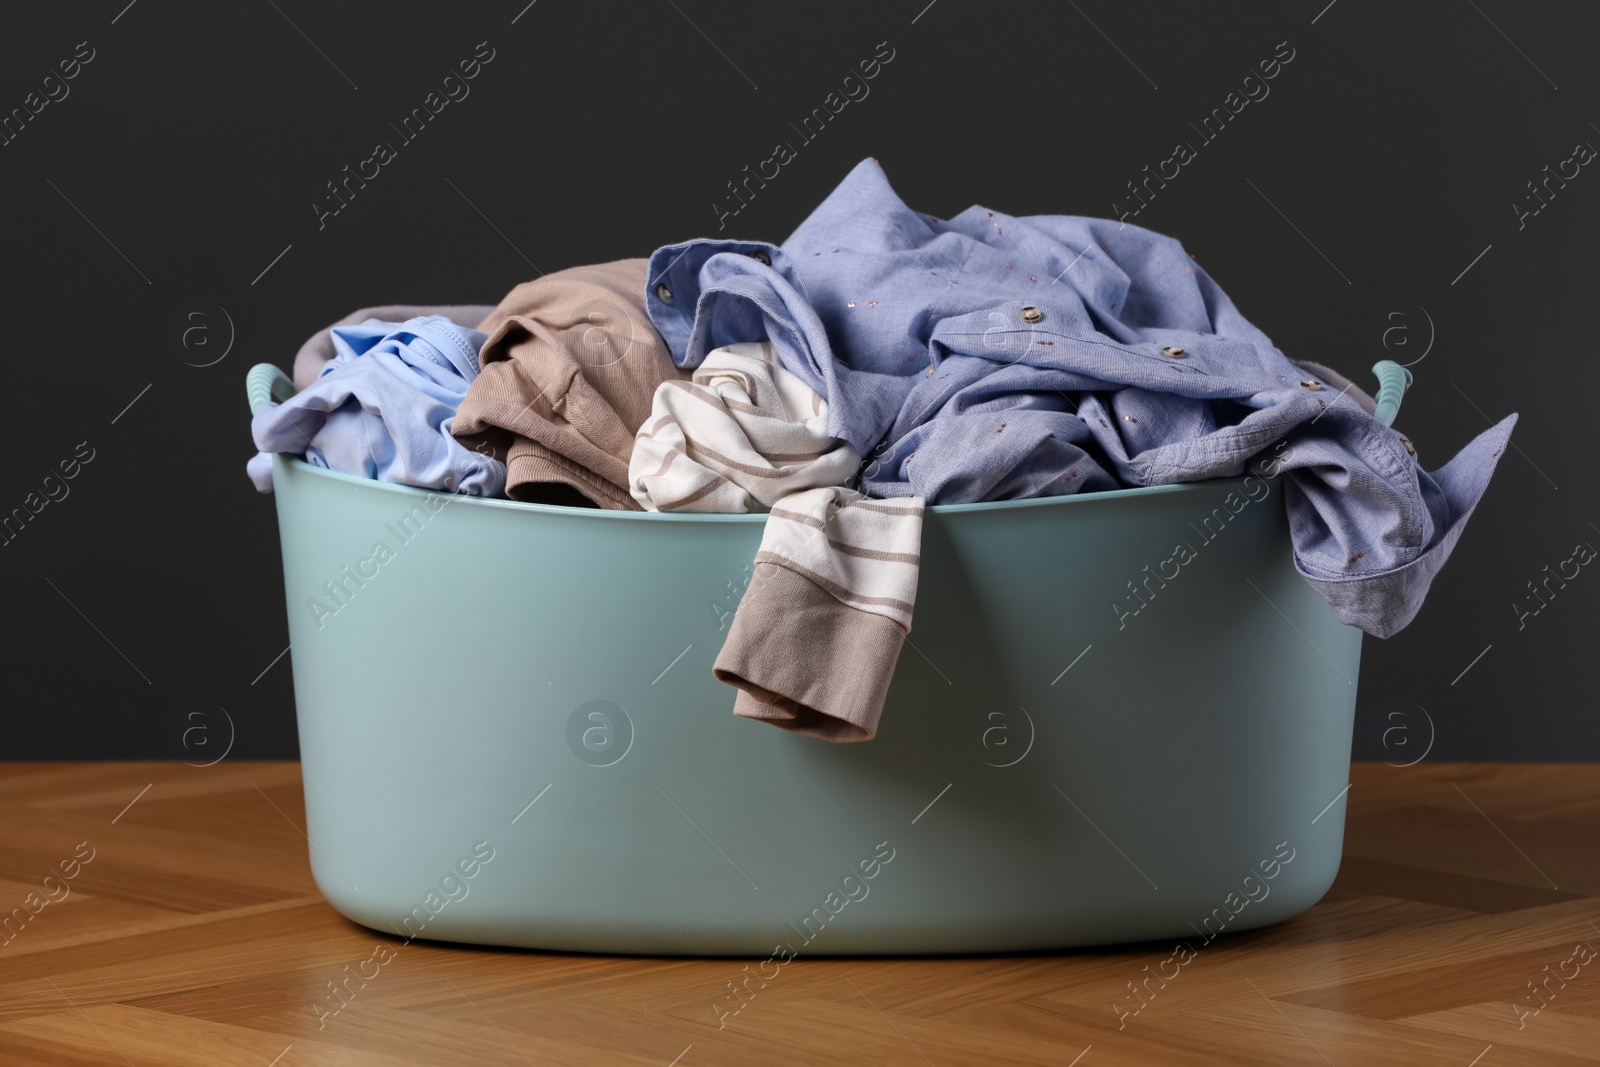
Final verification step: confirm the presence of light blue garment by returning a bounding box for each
[643,158,1516,637]
[249,316,505,497]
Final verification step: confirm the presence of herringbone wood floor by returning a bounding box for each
[0,762,1595,1066]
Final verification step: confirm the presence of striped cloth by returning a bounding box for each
[629,342,861,511]
[753,487,922,632]
[630,343,925,742]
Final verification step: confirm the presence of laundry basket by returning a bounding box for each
[249,363,1362,956]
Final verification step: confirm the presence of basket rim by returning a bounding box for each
[271,454,1279,524]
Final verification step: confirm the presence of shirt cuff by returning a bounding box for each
[713,562,905,742]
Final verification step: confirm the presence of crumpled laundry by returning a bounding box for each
[630,342,862,511]
[452,259,688,510]
[631,342,923,741]
[246,161,1519,746]
[641,157,1516,637]
[249,315,504,496]
[292,304,495,392]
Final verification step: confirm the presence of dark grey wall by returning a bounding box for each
[1,0,1593,760]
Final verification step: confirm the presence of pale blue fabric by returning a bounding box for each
[643,158,1516,637]
[249,316,505,497]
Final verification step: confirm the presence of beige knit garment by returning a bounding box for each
[451,259,687,510]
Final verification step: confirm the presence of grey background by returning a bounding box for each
[0,0,1592,760]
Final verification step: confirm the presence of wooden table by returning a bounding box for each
[1,762,1595,1066]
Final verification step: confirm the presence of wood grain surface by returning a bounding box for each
[0,761,1595,1066]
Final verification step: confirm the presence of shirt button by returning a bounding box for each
[655,283,673,305]
[1299,379,1323,391]
[1162,346,1187,358]
[748,250,771,266]
[1399,436,1415,455]
[1020,306,1044,323]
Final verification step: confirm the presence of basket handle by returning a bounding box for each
[1370,359,1413,428]
[247,363,294,416]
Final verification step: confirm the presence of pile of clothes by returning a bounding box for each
[248,158,1516,742]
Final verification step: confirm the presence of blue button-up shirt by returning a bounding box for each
[643,158,1516,637]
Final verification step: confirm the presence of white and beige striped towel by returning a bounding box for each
[630,342,925,742]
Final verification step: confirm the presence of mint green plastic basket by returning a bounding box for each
[250,362,1362,955]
